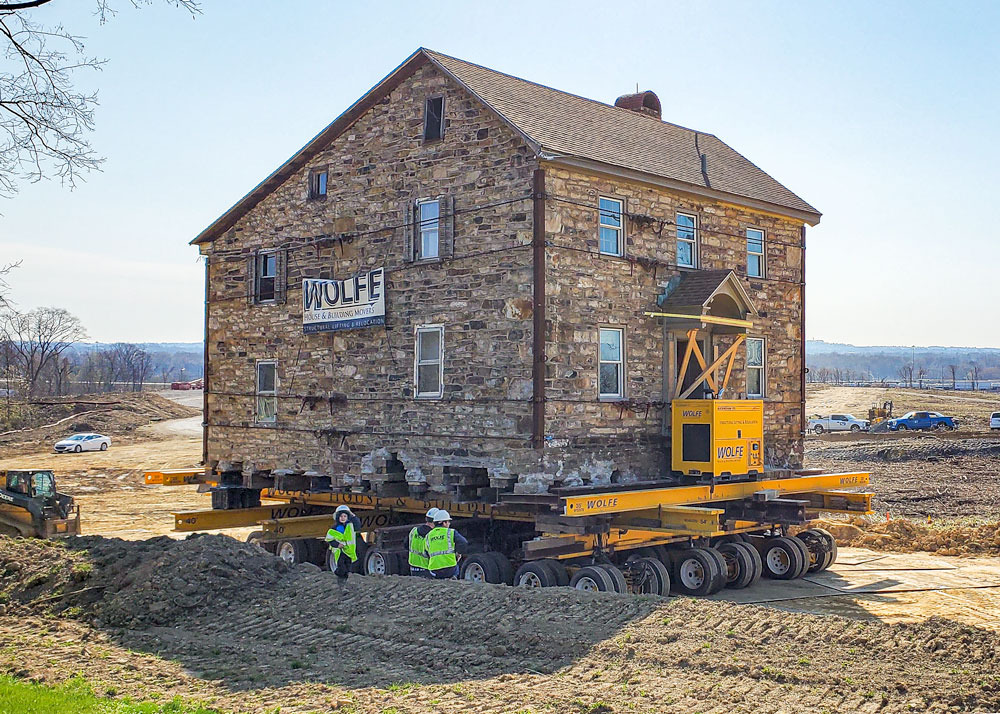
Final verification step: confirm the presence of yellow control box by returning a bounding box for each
[671,399,764,477]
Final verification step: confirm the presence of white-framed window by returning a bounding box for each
[746,337,765,398]
[598,327,625,399]
[676,212,698,268]
[256,360,277,423]
[747,228,765,278]
[424,96,444,141]
[598,197,624,256]
[416,199,440,260]
[415,325,444,398]
[255,252,277,303]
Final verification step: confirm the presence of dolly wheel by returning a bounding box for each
[786,535,811,578]
[761,537,805,580]
[538,558,570,587]
[487,552,515,585]
[515,561,559,588]
[717,542,758,589]
[799,528,838,572]
[597,564,628,594]
[461,553,503,584]
[364,548,400,576]
[626,556,671,596]
[700,547,729,594]
[569,565,616,592]
[671,548,720,596]
[276,539,310,566]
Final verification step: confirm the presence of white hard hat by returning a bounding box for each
[425,507,440,520]
[434,510,451,522]
[334,505,353,516]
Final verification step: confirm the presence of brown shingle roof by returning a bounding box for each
[424,50,819,220]
[660,270,739,309]
[194,48,818,244]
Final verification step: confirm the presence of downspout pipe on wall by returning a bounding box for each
[532,169,546,449]
[202,256,210,467]
[800,225,807,445]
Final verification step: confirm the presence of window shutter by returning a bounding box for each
[247,254,257,305]
[403,199,415,262]
[275,249,288,304]
[439,194,455,259]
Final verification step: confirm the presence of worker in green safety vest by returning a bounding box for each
[325,504,358,584]
[423,510,468,579]
[408,507,439,577]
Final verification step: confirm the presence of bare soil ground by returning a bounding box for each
[3,535,1000,714]
[806,385,1000,519]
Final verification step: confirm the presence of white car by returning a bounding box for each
[54,433,112,453]
[808,414,869,434]
[991,412,1000,430]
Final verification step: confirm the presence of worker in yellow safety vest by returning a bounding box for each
[424,510,468,579]
[325,504,358,584]
[408,507,439,577]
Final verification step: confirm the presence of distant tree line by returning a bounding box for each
[807,348,1000,389]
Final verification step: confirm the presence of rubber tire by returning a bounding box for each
[277,539,310,566]
[712,534,748,546]
[809,527,838,571]
[717,542,756,589]
[100,442,108,450]
[850,424,861,433]
[813,425,823,434]
[761,537,805,580]
[648,545,673,568]
[732,541,762,587]
[487,552,515,585]
[597,563,628,594]
[671,548,720,596]
[897,424,908,431]
[570,565,616,592]
[539,558,570,587]
[74,444,82,453]
[351,538,369,574]
[628,556,671,596]
[700,547,728,594]
[394,551,410,574]
[364,548,400,576]
[786,535,811,578]
[246,530,265,547]
[461,553,503,584]
[515,561,558,588]
[796,530,828,573]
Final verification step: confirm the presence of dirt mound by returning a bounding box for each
[815,517,1000,556]
[813,437,1000,463]
[0,534,288,627]
[0,392,200,457]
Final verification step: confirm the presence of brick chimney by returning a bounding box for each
[614,90,662,120]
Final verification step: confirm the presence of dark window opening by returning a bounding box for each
[256,253,277,302]
[424,96,444,141]
[309,169,328,200]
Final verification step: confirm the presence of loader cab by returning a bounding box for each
[3,469,57,504]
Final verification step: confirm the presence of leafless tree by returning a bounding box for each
[969,362,981,391]
[897,364,914,388]
[916,366,927,389]
[947,364,958,390]
[0,306,86,395]
[0,1,200,196]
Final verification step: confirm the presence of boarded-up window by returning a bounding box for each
[309,169,328,200]
[424,96,444,141]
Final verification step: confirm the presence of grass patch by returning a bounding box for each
[0,675,224,713]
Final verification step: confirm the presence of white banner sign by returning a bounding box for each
[302,268,386,334]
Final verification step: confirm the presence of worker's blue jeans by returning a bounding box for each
[430,565,459,579]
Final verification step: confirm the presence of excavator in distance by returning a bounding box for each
[0,469,80,538]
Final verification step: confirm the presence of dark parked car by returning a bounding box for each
[887,411,958,431]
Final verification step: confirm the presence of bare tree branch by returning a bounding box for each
[0,0,200,196]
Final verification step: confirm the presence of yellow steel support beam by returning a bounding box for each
[644,312,754,329]
[612,505,725,535]
[145,469,205,486]
[259,511,394,541]
[802,490,873,514]
[562,472,870,516]
[173,502,320,531]
[263,489,537,522]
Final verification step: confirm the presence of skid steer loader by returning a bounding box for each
[0,469,80,538]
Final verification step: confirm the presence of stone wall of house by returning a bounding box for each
[203,61,542,498]
[539,163,805,487]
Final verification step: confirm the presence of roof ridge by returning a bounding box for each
[420,48,714,138]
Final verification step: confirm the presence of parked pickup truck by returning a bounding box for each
[886,411,958,431]
[808,414,869,434]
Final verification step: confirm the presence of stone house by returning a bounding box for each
[193,48,820,499]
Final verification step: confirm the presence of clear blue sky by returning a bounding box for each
[2,0,997,346]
